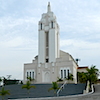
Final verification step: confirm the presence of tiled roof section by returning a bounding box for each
[78,66,88,69]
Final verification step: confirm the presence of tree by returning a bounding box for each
[27,76,34,82]
[86,65,99,89]
[27,77,35,84]
[48,82,59,96]
[77,65,99,88]
[57,77,63,82]
[22,81,35,97]
[0,87,10,100]
[66,73,73,81]
[2,77,7,86]
[77,72,87,83]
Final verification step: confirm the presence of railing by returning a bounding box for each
[57,80,67,96]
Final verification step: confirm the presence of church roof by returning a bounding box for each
[60,50,78,68]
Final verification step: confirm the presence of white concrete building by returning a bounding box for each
[23,2,78,84]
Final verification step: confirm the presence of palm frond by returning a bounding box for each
[22,81,35,90]
[0,87,10,96]
[48,82,59,93]
[48,88,53,92]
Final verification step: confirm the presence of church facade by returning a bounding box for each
[23,3,78,84]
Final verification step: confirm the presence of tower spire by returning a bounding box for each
[47,2,51,12]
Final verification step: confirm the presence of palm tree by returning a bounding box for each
[0,87,10,100]
[27,77,35,83]
[77,72,87,83]
[48,82,59,96]
[77,65,99,91]
[57,77,63,82]
[86,65,99,90]
[22,81,35,98]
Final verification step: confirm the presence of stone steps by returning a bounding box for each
[0,83,86,99]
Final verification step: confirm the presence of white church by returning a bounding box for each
[23,3,78,84]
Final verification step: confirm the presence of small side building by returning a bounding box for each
[77,66,88,73]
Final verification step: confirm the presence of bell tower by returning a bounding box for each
[38,2,60,65]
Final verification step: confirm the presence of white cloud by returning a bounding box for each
[60,39,100,68]
[0,37,24,47]
[62,39,100,49]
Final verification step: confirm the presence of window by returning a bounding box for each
[45,32,49,57]
[46,48,48,56]
[46,59,49,63]
[32,72,34,79]
[60,69,70,79]
[27,72,28,78]
[64,70,66,78]
[41,23,42,30]
[26,71,35,80]
[51,21,53,28]
[30,72,31,78]
[67,69,69,80]
[61,70,63,78]
[46,32,49,47]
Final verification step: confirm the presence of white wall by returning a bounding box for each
[38,30,45,64]
[49,29,56,62]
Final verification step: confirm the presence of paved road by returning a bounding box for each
[77,84,100,100]
[93,84,100,94]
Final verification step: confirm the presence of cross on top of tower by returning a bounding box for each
[47,2,51,12]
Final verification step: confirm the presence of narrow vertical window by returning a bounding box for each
[46,48,48,57]
[61,70,63,78]
[27,72,28,78]
[45,32,49,61]
[46,32,49,47]
[51,21,53,28]
[30,72,31,78]
[41,23,42,30]
[67,69,69,80]
[64,70,66,78]
[33,72,34,79]
[46,59,49,63]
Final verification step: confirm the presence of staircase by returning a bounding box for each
[59,83,86,96]
[0,83,86,99]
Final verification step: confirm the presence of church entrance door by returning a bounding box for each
[43,71,50,83]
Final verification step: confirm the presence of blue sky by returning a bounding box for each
[0,0,100,79]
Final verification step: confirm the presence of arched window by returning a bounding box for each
[30,72,31,78]
[26,71,35,80]
[51,21,53,28]
[60,68,70,79]
[46,32,49,47]
[41,23,42,30]
[27,72,28,78]
[61,70,63,78]
[67,69,69,79]
[32,72,34,79]
[46,59,49,63]
[64,70,66,78]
